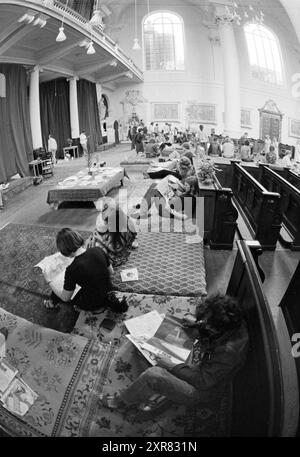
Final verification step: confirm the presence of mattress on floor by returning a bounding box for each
[112,232,207,297]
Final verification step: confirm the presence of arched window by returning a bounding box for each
[143,11,184,71]
[244,24,284,85]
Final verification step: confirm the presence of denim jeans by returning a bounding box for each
[119,367,200,406]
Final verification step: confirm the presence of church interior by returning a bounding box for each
[0,0,300,439]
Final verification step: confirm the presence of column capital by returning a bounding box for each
[214,5,241,26]
[29,65,43,74]
[67,76,79,82]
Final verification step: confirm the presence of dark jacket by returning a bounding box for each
[170,323,249,402]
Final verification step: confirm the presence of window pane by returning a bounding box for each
[244,24,284,85]
[144,11,184,71]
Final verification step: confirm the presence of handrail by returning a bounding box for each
[234,162,278,196]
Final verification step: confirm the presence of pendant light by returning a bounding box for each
[132,0,141,51]
[56,0,69,42]
[90,0,103,27]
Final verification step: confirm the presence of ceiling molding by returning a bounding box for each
[75,58,118,77]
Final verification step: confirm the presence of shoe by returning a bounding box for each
[132,240,139,249]
[132,396,172,421]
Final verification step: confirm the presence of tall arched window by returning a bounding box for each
[143,11,184,71]
[244,23,284,85]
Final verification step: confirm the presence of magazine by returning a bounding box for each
[121,268,139,282]
[125,313,195,366]
[35,252,81,299]
[0,377,38,417]
[0,360,18,394]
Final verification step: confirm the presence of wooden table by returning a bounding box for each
[47,167,124,210]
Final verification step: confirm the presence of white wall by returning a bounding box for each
[105,0,300,144]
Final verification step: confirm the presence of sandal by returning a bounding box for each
[100,393,128,410]
[44,299,60,310]
[134,395,171,420]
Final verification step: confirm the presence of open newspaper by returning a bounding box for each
[125,311,195,366]
[0,360,38,416]
[35,252,81,299]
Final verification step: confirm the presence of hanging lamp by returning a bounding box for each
[132,0,141,50]
[56,0,69,42]
[90,0,103,27]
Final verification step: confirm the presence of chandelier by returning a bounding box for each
[214,2,264,26]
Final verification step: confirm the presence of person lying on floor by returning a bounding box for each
[44,228,128,313]
[87,204,138,268]
[100,294,249,417]
[133,175,199,220]
[144,156,195,181]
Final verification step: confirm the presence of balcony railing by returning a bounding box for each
[24,0,143,80]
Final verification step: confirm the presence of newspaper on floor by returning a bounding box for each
[0,377,38,417]
[35,252,80,299]
[0,360,18,394]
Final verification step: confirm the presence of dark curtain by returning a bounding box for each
[40,79,71,159]
[78,79,102,153]
[60,0,95,21]
[0,64,33,183]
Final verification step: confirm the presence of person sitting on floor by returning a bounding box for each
[99,294,249,417]
[133,175,199,220]
[145,156,195,181]
[87,204,138,268]
[44,228,128,313]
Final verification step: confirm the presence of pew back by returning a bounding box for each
[232,163,282,250]
[228,240,284,436]
[260,165,300,250]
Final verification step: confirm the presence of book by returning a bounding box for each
[0,360,18,394]
[120,268,139,282]
[35,252,81,299]
[124,310,164,338]
[125,313,195,367]
[0,377,38,417]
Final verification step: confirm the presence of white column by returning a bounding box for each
[216,12,241,138]
[29,66,43,149]
[69,76,80,138]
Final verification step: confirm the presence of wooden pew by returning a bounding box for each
[267,165,300,191]
[198,173,238,250]
[232,162,282,250]
[259,165,300,251]
[279,259,300,436]
[228,240,285,436]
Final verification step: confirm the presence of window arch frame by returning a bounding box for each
[243,22,285,87]
[142,9,185,72]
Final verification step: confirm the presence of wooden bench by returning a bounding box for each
[198,173,238,250]
[279,259,300,436]
[258,165,300,250]
[228,240,290,436]
[231,163,282,250]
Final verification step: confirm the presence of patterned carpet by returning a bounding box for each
[0,223,91,332]
[72,293,230,437]
[112,232,207,297]
[0,306,114,437]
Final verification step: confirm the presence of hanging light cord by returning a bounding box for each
[62,0,70,27]
[134,0,138,37]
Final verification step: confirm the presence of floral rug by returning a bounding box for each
[72,293,231,437]
[0,223,91,332]
[0,306,114,437]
